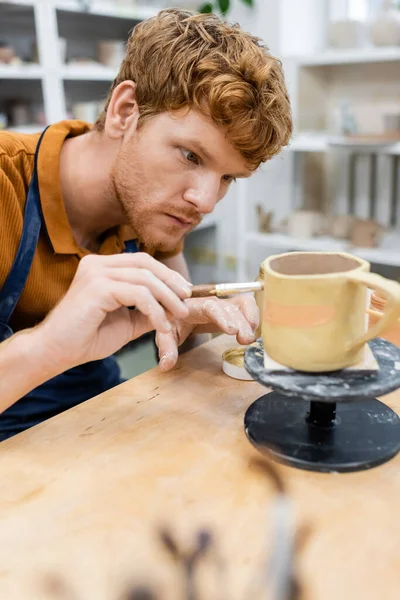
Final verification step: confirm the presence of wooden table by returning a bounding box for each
[0,335,399,600]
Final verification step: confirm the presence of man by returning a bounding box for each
[0,9,292,439]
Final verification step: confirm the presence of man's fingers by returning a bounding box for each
[202,300,254,343]
[230,294,260,333]
[215,303,255,344]
[107,267,189,320]
[109,282,172,333]
[87,252,192,299]
[181,297,256,343]
[128,310,153,342]
[155,330,179,372]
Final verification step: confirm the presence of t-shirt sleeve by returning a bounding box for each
[0,154,25,290]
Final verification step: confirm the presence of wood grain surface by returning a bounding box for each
[0,335,399,600]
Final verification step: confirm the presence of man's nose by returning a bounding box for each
[183,175,220,215]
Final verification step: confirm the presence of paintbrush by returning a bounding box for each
[191,281,264,298]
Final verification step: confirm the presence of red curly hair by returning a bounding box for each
[95,9,292,169]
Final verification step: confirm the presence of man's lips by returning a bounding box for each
[165,214,199,228]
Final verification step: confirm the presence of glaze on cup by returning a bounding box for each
[262,251,400,372]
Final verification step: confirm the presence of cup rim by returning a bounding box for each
[263,251,369,280]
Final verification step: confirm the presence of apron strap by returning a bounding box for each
[0,123,138,330]
[0,126,50,325]
[123,239,139,254]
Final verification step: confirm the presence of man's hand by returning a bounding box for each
[0,252,194,414]
[35,253,192,373]
[155,294,259,371]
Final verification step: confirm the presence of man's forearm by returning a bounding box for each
[0,328,61,414]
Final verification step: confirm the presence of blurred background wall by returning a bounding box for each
[1,0,399,373]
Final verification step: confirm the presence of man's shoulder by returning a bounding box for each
[0,130,39,160]
[0,131,38,198]
[0,132,39,284]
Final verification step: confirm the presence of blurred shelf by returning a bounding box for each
[0,0,35,6]
[194,215,218,231]
[248,232,343,251]
[295,46,400,67]
[55,0,161,20]
[2,0,161,18]
[5,124,43,134]
[289,132,400,155]
[329,136,400,154]
[62,64,116,80]
[353,247,400,267]
[289,132,330,152]
[247,232,400,267]
[0,64,43,79]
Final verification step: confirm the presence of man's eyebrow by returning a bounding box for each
[185,139,251,178]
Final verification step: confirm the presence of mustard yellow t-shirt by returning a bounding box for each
[0,120,183,332]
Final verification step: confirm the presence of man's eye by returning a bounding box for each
[223,175,236,183]
[182,149,200,164]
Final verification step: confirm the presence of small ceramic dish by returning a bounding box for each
[222,346,255,381]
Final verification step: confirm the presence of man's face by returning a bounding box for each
[111,109,252,253]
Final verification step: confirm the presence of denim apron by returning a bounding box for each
[0,127,139,440]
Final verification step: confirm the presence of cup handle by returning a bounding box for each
[366,307,382,319]
[343,271,400,351]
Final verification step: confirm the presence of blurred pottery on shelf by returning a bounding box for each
[328,20,366,49]
[350,218,383,248]
[327,214,355,240]
[256,205,273,234]
[287,210,326,239]
[370,0,400,47]
[98,40,126,69]
[0,43,15,64]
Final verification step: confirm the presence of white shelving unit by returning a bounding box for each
[247,232,400,268]
[61,64,116,81]
[0,0,163,128]
[2,0,400,281]
[1,0,34,5]
[0,64,43,79]
[289,133,400,156]
[0,0,225,285]
[54,0,160,20]
[296,46,400,67]
[235,0,400,281]
[195,214,218,232]
[6,123,42,133]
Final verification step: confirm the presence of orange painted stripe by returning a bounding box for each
[264,301,336,328]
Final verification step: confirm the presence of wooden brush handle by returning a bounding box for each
[191,284,216,298]
[191,281,264,298]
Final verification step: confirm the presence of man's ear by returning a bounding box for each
[104,81,140,139]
